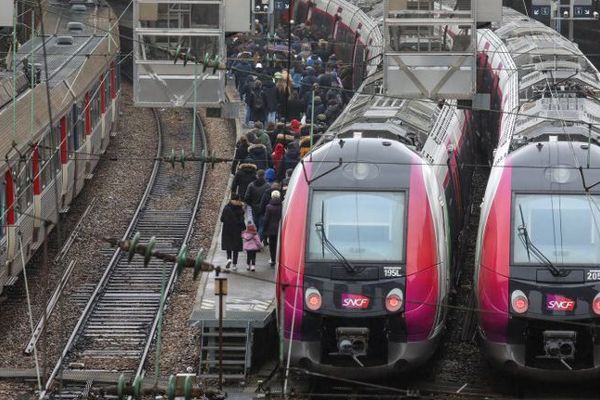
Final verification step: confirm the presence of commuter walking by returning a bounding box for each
[263,190,282,267]
[231,162,257,198]
[220,194,246,272]
[242,223,263,271]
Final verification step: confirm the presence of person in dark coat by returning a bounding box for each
[300,67,317,98]
[241,75,256,126]
[247,143,271,171]
[231,162,257,198]
[263,190,283,267]
[233,59,253,92]
[244,169,271,238]
[220,194,246,271]
[249,80,267,125]
[277,142,301,182]
[286,90,305,121]
[244,169,270,221]
[262,77,278,124]
[231,135,249,174]
[259,181,281,222]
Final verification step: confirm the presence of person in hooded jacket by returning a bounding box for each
[231,161,257,198]
[277,142,301,182]
[253,122,272,154]
[247,141,271,171]
[231,135,249,175]
[263,190,283,267]
[272,142,285,173]
[220,194,245,272]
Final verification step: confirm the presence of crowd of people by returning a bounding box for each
[220,22,355,272]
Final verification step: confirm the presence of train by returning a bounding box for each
[276,0,480,377]
[0,0,120,294]
[474,8,600,379]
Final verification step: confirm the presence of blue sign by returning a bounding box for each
[274,0,289,11]
[532,5,551,17]
[573,5,593,17]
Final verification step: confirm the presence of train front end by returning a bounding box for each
[277,138,449,377]
[476,141,600,380]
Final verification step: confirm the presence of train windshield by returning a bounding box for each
[307,191,405,263]
[512,194,600,265]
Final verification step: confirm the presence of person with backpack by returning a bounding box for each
[242,223,263,271]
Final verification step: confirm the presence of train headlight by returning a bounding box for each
[593,293,600,315]
[511,290,529,314]
[305,287,322,311]
[385,288,403,312]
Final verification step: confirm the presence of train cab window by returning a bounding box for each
[307,191,406,262]
[512,194,600,265]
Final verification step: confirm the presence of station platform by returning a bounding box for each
[188,218,277,329]
[188,85,277,381]
[189,84,276,330]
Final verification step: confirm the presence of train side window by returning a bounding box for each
[105,71,110,105]
[73,102,84,150]
[41,129,56,189]
[116,61,121,92]
[15,164,33,216]
[69,105,76,153]
[0,179,5,239]
[91,83,100,126]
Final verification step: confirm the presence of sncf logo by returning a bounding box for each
[546,295,576,312]
[341,293,370,309]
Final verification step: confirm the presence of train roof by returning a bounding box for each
[487,7,600,155]
[307,137,417,190]
[508,140,600,193]
[326,71,442,150]
[0,0,117,109]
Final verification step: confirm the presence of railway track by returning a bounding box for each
[41,103,207,398]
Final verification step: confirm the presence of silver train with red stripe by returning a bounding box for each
[475,8,600,379]
[0,0,120,293]
[276,0,479,377]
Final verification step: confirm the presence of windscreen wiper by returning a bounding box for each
[315,203,356,274]
[517,204,567,277]
[315,223,356,274]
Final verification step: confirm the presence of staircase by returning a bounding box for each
[199,322,253,381]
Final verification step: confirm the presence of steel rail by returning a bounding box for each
[41,102,164,398]
[130,109,208,384]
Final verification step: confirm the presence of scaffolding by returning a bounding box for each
[133,0,227,107]
[383,0,485,99]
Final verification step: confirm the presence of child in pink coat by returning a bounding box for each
[242,223,262,271]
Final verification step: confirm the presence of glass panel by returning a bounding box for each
[139,34,219,61]
[512,194,600,265]
[308,191,405,262]
[141,3,220,29]
[0,180,5,238]
[386,25,472,52]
